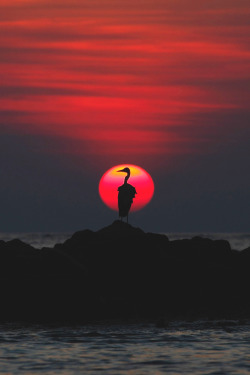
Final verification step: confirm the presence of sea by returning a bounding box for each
[0,232,249,374]
[0,321,249,374]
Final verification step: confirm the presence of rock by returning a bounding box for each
[169,236,232,265]
[241,247,250,257]
[97,220,145,238]
[0,221,249,323]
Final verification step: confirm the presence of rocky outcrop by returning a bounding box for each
[0,221,249,323]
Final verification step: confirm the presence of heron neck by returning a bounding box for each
[124,174,130,183]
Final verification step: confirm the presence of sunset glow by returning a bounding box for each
[99,165,154,212]
[0,1,250,232]
[1,0,249,167]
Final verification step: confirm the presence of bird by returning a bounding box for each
[117,167,137,222]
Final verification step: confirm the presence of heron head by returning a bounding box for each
[117,167,130,175]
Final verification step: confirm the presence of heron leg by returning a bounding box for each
[127,215,128,224]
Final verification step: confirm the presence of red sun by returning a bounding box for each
[99,164,154,212]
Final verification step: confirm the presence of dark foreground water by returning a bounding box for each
[0,321,249,374]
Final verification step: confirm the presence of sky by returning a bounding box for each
[0,0,250,232]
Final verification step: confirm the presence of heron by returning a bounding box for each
[117,167,137,223]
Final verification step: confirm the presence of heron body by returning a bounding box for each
[117,167,137,221]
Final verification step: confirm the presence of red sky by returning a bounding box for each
[1,0,249,168]
[0,0,250,231]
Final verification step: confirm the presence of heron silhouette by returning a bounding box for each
[117,167,137,223]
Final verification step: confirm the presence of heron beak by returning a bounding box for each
[117,169,125,172]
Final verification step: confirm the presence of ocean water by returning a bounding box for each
[0,321,249,374]
[0,232,250,250]
[0,232,73,249]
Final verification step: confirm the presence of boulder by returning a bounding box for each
[0,221,248,323]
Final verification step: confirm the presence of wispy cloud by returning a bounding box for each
[0,0,249,165]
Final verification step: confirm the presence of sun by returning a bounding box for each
[99,164,154,212]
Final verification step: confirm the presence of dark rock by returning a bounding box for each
[5,239,36,256]
[60,229,94,249]
[0,221,249,323]
[241,247,250,257]
[97,220,145,238]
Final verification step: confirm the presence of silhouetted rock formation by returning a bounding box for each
[0,221,249,323]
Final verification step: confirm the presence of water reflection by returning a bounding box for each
[0,321,249,374]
